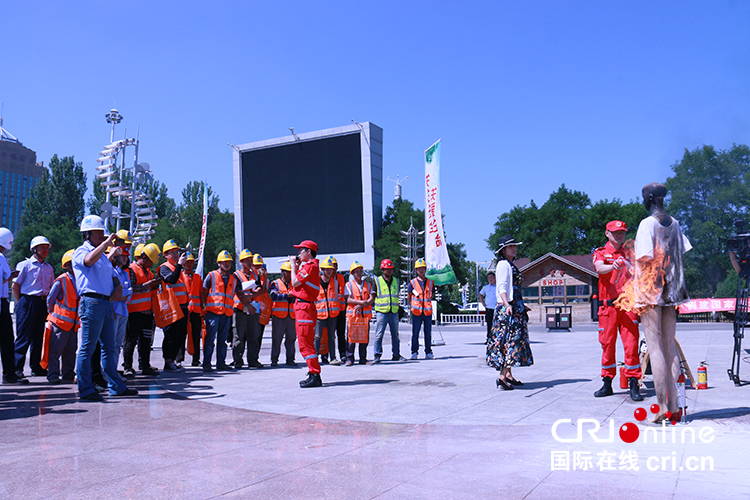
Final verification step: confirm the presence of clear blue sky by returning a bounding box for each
[2,1,749,265]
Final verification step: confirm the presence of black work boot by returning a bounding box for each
[594,376,614,397]
[299,372,312,387]
[629,377,644,401]
[300,372,322,388]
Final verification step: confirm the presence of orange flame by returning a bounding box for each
[614,240,669,313]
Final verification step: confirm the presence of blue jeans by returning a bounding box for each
[114,313,128,366]
[204,312,230,368]
[76,296,127,397]
[374,311,400,358]
[411,313,433,354]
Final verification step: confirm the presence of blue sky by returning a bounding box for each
[2,1,749,265]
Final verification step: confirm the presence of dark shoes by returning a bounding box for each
[141,367,159,376]
[629,377,644,401]
[2,374,30,385]
[114,388,139,397]
[496,378,514,390]
[80,392,104,402]
[392,355,407,362]
[248,361,264,368]
[299,372,322,388]
[594,376,614,397]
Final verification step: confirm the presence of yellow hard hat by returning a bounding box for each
[115,229,132,244]
[415,258,427,269]
[239,248,253,261]
[162,239,180,253]
[61,249,74,268]
[217,250,233,263]
[142,243,160,263]
[320,256,336,269]
[350,261,363,273]
[134,243,145,258]
[280,261,292,272]
[185,252,195,262]
[252,254,264,265]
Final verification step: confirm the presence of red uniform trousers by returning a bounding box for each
[294,301,320,374]
[598,305,642,379]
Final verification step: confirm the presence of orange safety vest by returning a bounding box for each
[233,268,258,310]
[410,277,433,316]
[255,274,272,325]
[271,278,295,319]
[316,277,341,319]
[335,273,346,313]
[47,273,80,332]
[186,272,203,313]
[205,270,236,316]
[346,279,373,319]
[160,261,188,305]
[128,262,154,313]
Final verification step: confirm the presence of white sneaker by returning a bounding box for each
[410,353,418,360]
[425,353,434,360]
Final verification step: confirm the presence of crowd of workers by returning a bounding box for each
[0,217,436,398]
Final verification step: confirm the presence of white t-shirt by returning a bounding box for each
[634,215,691,307]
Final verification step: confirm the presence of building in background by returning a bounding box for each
[0,118,44,234]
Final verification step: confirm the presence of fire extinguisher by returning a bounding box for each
[697,362,708,390]
[619,363,628,389]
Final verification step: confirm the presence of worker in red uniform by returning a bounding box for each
[288,240,321,388]
[592,220,643,401]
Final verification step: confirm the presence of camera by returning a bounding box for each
[728,219,750,259]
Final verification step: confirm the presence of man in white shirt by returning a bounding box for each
[478,271,497,343]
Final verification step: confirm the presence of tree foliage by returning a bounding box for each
[372,199,425,276]
[487,184,647,262]
[11,155,87,275]
[665,144,750,297]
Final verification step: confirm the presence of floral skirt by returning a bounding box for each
[487,303,534,370]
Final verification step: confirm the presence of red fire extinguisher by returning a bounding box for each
[697,362,708,390]
[619,364,628,389]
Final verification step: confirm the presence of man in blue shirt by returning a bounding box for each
[478,271,497,343]
[74,216,137,401]
[12,235,54,378]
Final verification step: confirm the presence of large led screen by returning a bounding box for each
[240,133,365,257]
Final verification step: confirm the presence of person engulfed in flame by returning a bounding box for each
[633,183,692,423]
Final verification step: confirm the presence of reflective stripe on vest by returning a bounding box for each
[128,262,154,313]
[48,273,80,331]
[409,277,433,316]
[335,273,346,312]
[160,262,188,305]
[316,278,340,319]
[187,272,203,313]
[271,278,295,319]
[233,268,257,310]
[374,276,399,313]
[346,279,372,319]
[205,270,236,316]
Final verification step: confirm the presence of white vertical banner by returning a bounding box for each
[196,181,208,277]
[424,139,457,285]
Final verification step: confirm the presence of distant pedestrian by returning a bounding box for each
[478,271,497,343]
[408,258,434,360]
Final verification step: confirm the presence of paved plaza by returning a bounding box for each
[1,320,749,499]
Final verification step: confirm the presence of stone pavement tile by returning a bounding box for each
[523,471,677,500]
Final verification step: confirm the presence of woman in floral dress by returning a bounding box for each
[487,235,533,390]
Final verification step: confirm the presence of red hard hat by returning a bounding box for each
[380,259,394,269]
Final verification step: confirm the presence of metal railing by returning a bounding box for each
[440,314,484,324]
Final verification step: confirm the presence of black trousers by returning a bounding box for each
[187,311,203,363]
[0,298,15,377]
[162,307,188,361]
[485,309,494,342]
[14,294,46,373]
[336,312,347,360]
[123,311,155,370]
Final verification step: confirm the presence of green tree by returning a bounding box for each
[665,144,750,297]
[487,184,647,261]
[11,155,87,275]
[372,199,425,275]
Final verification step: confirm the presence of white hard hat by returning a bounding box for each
[0,228,13,250]
[30,236,51,251]
[80,215,106,232]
